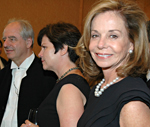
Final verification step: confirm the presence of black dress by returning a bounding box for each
[77,76,150,127]
[37,74,90,127]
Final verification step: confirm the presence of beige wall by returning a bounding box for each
[0,0,149,60]
[0,0,82,60]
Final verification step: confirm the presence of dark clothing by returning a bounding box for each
[140,74,147,82]
[37,74,90,127]
[147,79,150,88]
[140,74,150,89]
[0,56,8,68]
[0,56,57,126]
[77,76,150,127]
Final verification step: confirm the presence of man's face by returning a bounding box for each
[3,22,29,65]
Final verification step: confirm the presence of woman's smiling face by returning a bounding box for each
[89,11,133,70]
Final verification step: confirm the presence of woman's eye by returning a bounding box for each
[42,46,46,49]
[110,35,118,39]
[91,34,99,38]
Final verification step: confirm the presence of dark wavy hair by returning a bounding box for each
[37,22,81,63]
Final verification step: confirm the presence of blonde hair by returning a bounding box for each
[76,0,149,87]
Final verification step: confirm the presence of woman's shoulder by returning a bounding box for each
[120,101,150,126]
[112,76,150,108]
[58,74,90,98]
[119,76,149,91]
[59,74,89,86]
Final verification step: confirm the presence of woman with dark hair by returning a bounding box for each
[76,0,150,126]
[21,22,90,127]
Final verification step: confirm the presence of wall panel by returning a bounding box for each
[0,0,81,60]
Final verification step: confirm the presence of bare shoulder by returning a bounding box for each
[57,83,86,105]
[59,83,82,95]
[120,101,150,127]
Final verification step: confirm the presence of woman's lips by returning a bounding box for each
[96,53,112,58]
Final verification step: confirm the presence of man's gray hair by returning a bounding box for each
[7,18,34,47]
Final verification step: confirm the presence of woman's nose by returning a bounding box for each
[38,50,43,58]
[97,37,107,49]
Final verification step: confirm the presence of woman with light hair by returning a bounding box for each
[76,0,150,126]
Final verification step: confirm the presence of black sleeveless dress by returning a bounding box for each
[77,76,150,127]
[37,74,90,127]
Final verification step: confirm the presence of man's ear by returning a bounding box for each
[26,38,32,48]
[60,44,68,56]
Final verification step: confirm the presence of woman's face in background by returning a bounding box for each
[38,35,60,71]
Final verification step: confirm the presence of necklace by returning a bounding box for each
[57,67,79,82]
[94,77,119,97]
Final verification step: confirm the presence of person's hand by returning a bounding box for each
[20,120,39,127]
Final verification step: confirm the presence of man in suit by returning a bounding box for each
[0,40,8,69]
[0,19,57,127]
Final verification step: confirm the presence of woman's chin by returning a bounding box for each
[42,65,47,70]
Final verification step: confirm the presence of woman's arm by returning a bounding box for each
[57,84,86,127]
[120,101,150,127]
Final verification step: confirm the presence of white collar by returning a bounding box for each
[11,53,35,70]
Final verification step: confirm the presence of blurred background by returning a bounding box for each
[0,0,149,60]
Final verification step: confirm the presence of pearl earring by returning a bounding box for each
[129,49,133,54]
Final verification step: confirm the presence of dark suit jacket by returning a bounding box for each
[0,56,8,67]
[0,56,57,126]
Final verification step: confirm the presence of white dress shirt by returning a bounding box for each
[1,53,35,127]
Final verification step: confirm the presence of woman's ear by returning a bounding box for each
[26,38,32,48]
[60,44,68,56]
[128,41,134,52]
